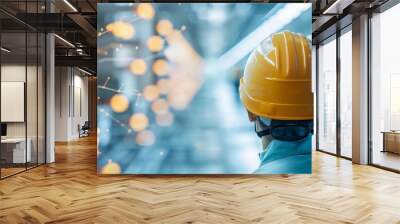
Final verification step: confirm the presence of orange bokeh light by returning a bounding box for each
[152,59,169,76]
[101,160,121,174]
[151,99,169,115]
[156,79,171,95]
[168,92,188,110]
[156,112,174,127]
[156,19,174,36]
[129,113,149,131]
[129,59,147,75]
[110,94,129,113]
[136,130,155,146]
[142,85,160,101]
[147,35,164,52]
[136,3,155,20]
[106,21,135,40]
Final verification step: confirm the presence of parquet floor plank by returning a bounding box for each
[1,135,400,223]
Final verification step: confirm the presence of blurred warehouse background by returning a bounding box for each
[97,3,311,174]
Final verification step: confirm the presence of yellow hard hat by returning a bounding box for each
[239,31,313,121]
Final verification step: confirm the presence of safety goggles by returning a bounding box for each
[255,118,313,141]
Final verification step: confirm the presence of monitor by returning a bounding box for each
[1,123,7,137]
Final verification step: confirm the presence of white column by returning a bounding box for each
[46,33,55,163]
[352,14,369,164]
[45,1,55,163]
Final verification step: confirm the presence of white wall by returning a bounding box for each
[55,67,89,141]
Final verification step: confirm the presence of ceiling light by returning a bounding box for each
[54,34,75,48]
[63,0,78,12]
[78,67,93,76]
[1,47,11,53]
[218,3,311,70]
[323,0,354,15]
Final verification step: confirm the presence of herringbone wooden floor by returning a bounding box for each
[1,135,400,224]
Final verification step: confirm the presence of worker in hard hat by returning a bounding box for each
[239,31,313,174]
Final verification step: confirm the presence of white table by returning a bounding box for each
[1,138,31,163]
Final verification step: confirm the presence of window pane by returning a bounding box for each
[371,3,400,171]
[318,37,337,154]
[340,29,352,158]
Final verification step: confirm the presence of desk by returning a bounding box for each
[1,138,31,163]
[382,131,400,154]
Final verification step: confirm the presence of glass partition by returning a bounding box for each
[0,1,46,179]
[1,30,28,177]
[27,30,38,169]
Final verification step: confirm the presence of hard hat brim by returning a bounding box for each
[239,78,313,121]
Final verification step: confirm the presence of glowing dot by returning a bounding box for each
[152,59,169,76]
[181,25,186,31]
[136,130,155,146]
[156,79,171,95]
[156,19,174,36]
[142,85,160,101]
[106,21,135,40]
[129,59,147,75]
[156,112,174,127]
[168,92,188,110]
[136,3,155,20]
[129,113,149,132]
[110,94,129,113]
[101,160,121,174]
[151,99,169,115]
[147,35,164,52]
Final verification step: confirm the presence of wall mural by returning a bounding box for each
[97,3,312,174]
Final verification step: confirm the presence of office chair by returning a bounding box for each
[79,121,90,138]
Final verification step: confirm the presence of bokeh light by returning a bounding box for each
[168,91,189,110]
[136,3,155,20]
[106,21,135,40]
[101,160,121,174]
[152,59,169,76]
[129,59,147,75]
[156,19,174,36]
[129,113,149,131]
[143,85,160,101]
[156,112,174,127]
[110,94,129,113]
[147,35,164,52]
[136,130,155,146]
[156,79,171,95]
[151,98,169,115]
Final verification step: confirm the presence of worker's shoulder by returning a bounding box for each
[254,154,312,174]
